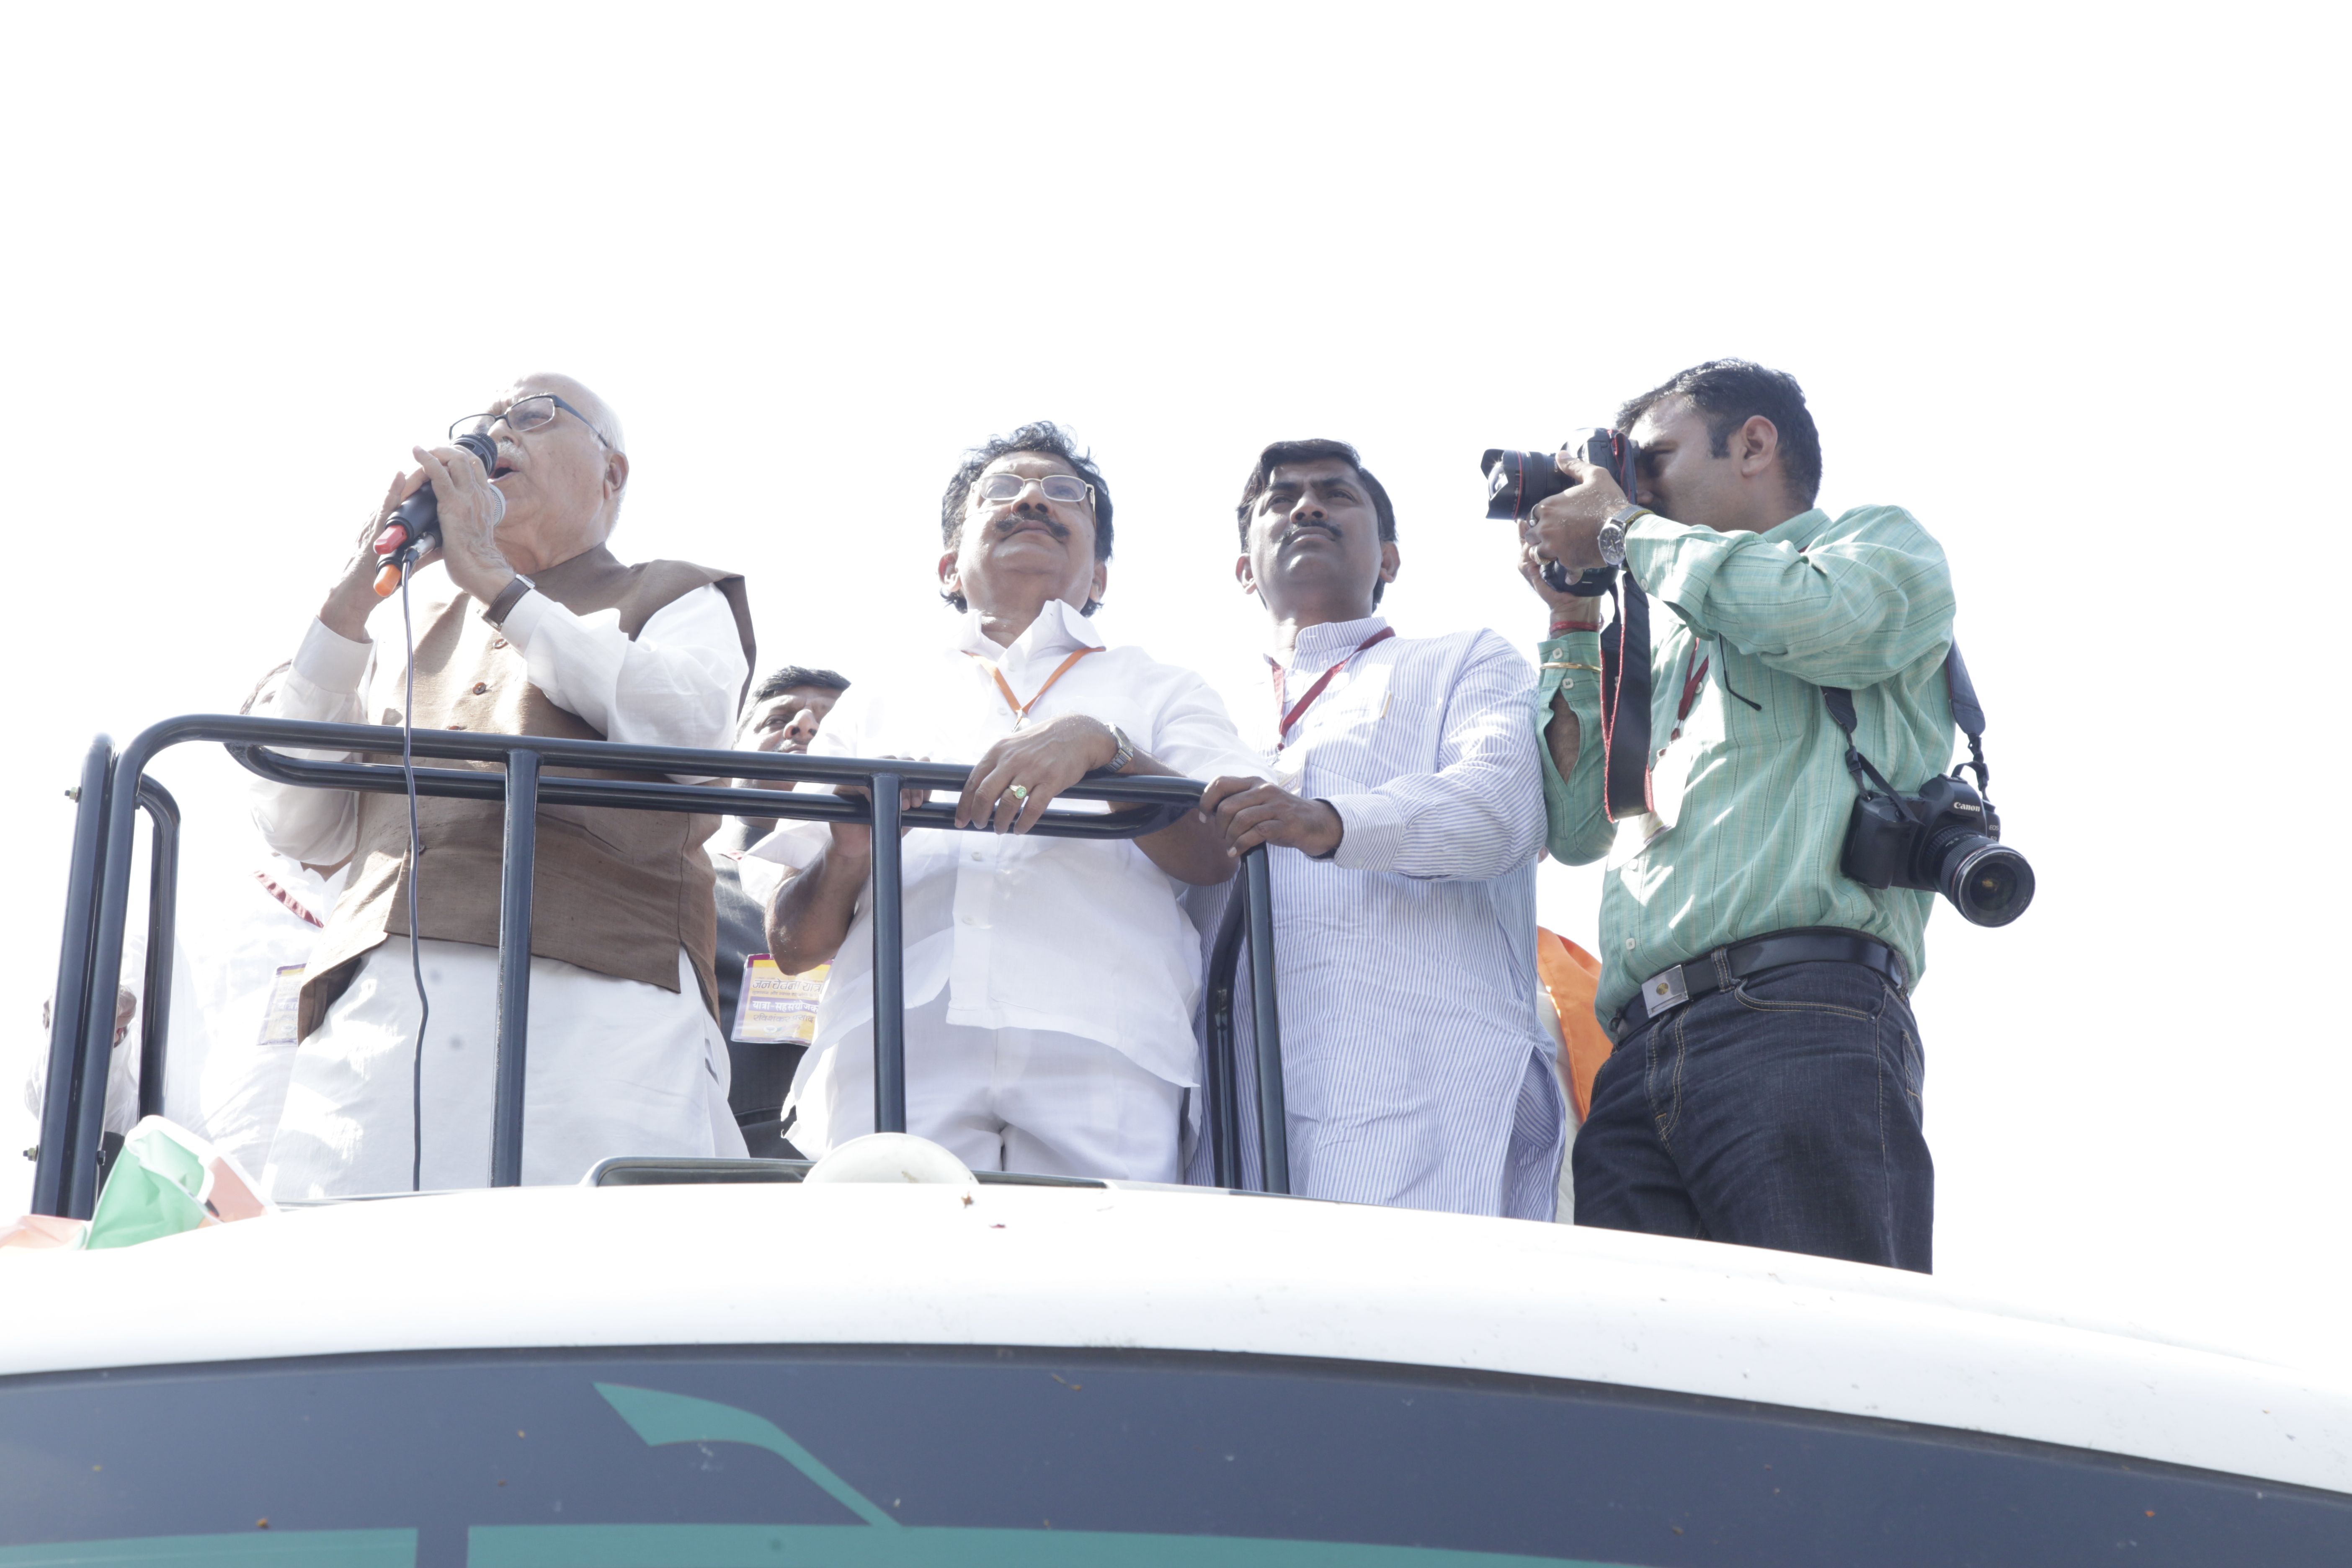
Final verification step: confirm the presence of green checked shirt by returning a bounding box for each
[1539,504,1957,1025]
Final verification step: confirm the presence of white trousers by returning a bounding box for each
[264,939,743,1198]
[788,992,1183,1182]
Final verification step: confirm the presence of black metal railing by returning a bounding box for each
[30,715,1286,1217]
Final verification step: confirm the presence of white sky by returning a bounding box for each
[3,6,2344,1369]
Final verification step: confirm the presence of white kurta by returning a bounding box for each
[21,854,341,1175]
[180,861,347,1175]
[750,602,1265,1168]
[1184,616,1565,1220]
[251,569,749,1196]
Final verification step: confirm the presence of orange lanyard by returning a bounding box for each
[968,645,1099,728]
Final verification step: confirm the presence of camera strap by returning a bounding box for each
[1597,573,1654,820]
[1821,642,1988,798]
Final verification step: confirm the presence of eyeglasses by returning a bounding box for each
[449,393,614,451]
[973,472,1094,509]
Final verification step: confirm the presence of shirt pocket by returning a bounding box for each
[1291,664,1396,784]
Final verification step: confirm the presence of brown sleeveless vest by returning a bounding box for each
[297,545,756,1038]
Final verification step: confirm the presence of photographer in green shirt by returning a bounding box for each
[1526,361,1955,1272]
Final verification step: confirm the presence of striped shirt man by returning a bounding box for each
[1197,440,1563,1219]
[1199,619,1563,1217]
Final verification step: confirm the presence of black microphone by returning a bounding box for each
[373,431,500,596]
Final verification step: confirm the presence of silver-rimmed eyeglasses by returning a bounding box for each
[974,472,1094,509]
[449,394,614,451]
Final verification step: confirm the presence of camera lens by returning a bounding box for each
[1937,836,2035,926]
[1480,449,1569,522]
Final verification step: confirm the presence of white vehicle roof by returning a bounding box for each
[6,1180,2347,1497]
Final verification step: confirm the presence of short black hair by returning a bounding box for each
[1617,360,1823,510]
[939,421,1113,614]
[1233,438,1398,605]
[748,665,850,708]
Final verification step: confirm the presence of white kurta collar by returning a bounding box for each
[1273,614,1391,676]
[956,598,1106,678]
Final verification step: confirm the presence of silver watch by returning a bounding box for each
[1595,504,1648,569]
[1095,723,1136,776]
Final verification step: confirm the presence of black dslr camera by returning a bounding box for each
[1482,429,1640,595]
[1842,768,2034,927]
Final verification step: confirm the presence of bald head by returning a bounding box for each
[508,371,625,454]
[478,371,633,570]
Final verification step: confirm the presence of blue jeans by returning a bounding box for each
[1572,959,1933,1272]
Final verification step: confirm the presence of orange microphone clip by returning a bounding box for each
[371,523,412,598]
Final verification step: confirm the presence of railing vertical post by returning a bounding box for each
[869,771,907,1134]
[490,748,540,1187]
[31,740,114,1217]
[1204,889,1246,1190]
[135,780,181,1120]
[1243,846,1289,1195]
[70,749,153,1218]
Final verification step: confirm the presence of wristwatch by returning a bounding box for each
[1082,724,1138,780]
[1595,505,1650,570]
[1092,723,1137,776]
[482,573,536,626]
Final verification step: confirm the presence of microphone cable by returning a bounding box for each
[374,435,495,1191]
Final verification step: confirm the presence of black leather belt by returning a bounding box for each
[1609,926,1908,1041]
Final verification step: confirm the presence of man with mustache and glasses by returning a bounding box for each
[251,372,756,1196]
[1191,440,1561,1217]
[752,422,1263,1181]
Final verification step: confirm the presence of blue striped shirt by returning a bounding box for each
[1186,617,1564,1219]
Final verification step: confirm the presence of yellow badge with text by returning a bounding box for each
[732,956,827,1045]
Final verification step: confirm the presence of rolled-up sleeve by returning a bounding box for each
[1624,505,1954,689]
[1323,632,1542,880]
[1535,628,1612,866]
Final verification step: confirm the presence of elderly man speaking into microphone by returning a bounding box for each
[253,373,755,1196]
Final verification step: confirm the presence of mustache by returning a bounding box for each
[993,511,1072,542]
[1281,520,1341,543]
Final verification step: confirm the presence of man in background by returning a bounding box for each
[1197,439,1560,1217]
[712,665,848,1155]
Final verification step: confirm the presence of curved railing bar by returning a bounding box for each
[228,748,1194,839]
[34,714,1283,1215]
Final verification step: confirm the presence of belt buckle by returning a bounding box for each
[1642,964,1690,1020]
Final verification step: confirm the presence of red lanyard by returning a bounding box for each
[255,869,326,929]
[1677,645,1711,723]
[967,645,1099,727]
[1274,627,1395,748]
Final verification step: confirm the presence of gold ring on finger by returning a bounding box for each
[1007,784,1029,802]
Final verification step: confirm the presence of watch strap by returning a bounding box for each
[482,574,535,626]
